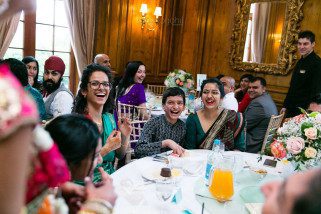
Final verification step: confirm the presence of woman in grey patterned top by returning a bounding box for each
[135,87,186,158]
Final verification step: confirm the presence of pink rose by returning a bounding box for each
[270,140,286,159]
[175,79,181,85]
[304,127,318,140]
[179,82,184,86]
[286,137,305,155]
[293,114,306,124]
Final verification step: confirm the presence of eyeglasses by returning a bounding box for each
[88,81,112,89]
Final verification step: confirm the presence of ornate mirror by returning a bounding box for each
[230,0,305,75]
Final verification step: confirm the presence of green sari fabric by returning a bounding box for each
[93,113,117,183]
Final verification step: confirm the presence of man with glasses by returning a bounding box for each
[43,56,73,120]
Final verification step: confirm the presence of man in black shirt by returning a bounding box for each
[281,30,321,118]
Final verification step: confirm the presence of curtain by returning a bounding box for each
[251,2,271,63]
[0,12,21,59]
[64,0,96,77]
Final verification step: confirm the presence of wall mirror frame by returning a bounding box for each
[229,0,305,75]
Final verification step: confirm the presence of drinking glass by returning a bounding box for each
[155,179,174,202]
[209,156,235,202]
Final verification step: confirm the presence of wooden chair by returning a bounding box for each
[147,84,166,96]
[260,113,285,153]
[117,102,151,164]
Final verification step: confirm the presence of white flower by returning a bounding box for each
[304,147,317,158]
[164,80,169,86]
[178,69,186,74]
[315,114,321,124]
[304,127,318,140]
[169,72,175,77]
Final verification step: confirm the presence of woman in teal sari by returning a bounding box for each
[73,64,131,181]
[185,78,246,151]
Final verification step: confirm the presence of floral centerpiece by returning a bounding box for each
[164,69,194,93]
[265,110,321,170]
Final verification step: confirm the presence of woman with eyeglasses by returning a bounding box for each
[73,63,131,180]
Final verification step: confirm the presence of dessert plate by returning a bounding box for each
[141,166,183,182]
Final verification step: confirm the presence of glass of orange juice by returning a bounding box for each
[209,156,235,202]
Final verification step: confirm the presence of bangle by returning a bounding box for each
[80,198,113,214]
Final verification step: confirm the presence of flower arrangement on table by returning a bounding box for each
[264,110,321,170]
[164,69,194,92]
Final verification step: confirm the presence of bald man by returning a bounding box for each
[220,76,238,111]
[94,54,111,69]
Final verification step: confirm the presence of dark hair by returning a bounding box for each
[251,77,267,87]
[45,114,100,167]
[215,74,225,80]
[240,74,254,82]
[22,56,41,88]
[116,61,145,98]
[1,58,28,86]
[162,87,186,105]
[200,78,225,98]
[292,169,321,214]
[73,63,114,114]
[299,30,315,43]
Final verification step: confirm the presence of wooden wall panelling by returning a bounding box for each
[156,0,178,83]
[191,0,210,77]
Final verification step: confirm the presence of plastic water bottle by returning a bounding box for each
[204,139,221,185]
[205,139,224,185]
[204,151,215,186]
[212,139,222,152]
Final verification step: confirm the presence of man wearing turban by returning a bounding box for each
[42,56,73,120]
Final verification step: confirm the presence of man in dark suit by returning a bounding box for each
[280,30,321,118]
[245,77,278,153]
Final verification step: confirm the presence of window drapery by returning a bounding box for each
[64,0,96,77]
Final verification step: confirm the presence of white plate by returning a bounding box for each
[141,166,183,182]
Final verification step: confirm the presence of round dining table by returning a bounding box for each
[111,150,288,214]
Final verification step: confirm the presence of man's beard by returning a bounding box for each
[43,78,63,94]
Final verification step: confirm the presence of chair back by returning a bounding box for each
[117,102,151,164]
[261,113,285,153]
[117,102,151,122]
[147,84,166,96]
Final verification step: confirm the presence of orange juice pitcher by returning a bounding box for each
[209,156,235,202]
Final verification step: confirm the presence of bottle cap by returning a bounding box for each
[214,139,221,145]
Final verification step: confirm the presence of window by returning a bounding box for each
[4,0,73,88]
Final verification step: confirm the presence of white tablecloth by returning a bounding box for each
[111,150,286,214]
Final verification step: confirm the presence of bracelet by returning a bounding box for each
[80,198,113,214]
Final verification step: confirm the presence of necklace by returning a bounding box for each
[88,112,102,127]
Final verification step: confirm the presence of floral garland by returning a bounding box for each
[164,69,194,92]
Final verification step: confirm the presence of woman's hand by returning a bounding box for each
[118,117,132,137]
[61,182,85,213]
[84,167,117,206]
[100,131,121,156]
[162,139,185,157]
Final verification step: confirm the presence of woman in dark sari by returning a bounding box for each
[185,78,245,151]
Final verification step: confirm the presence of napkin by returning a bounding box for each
[245,203,263,214]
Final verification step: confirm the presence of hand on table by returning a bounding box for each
[162,139,185,157]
